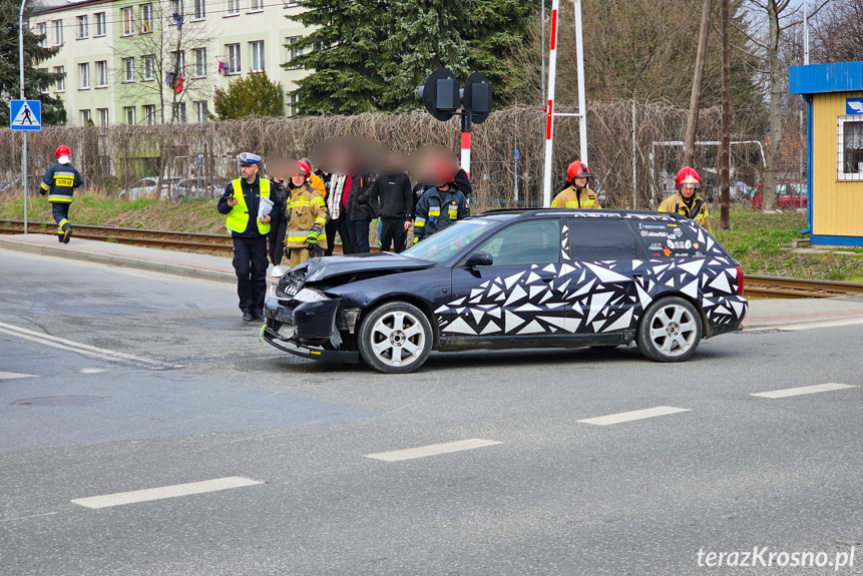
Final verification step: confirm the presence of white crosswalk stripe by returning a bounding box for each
[751,383,857,399]
[577,406,691,426]
[0,371,37,381]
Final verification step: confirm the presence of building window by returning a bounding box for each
[140,4,153,32]
[288,93,299,116]
[250,0,262,10]
[173,102,187,123]
[124,106,136,124]
[95,12,106,36]
[195,101,208,123]
[143,55,155,80]
[193,48,207,77]
[285,36,302,69]
[250,41,264,72]
[37,23,47,47]
[227,43,240,74]
[193,0,205,19]
[79,63,90,89]
[54,66,65,92]
[123,58,135,82]
[226,0,239,15]
[171,0,183,15]
[838,116,863,181]
[171,51,185,77]
[96,61,108,87]
[123,8,134,35]
[98,108,109,126]
[143,104,156,125]
[77,15,88,39]
[52,20,63,46]
[80,110,92,125]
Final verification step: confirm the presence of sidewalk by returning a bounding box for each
[4,232,863,331]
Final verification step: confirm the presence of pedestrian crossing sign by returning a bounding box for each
[10,100,42,131]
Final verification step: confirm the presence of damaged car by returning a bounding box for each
[263,209,748,374]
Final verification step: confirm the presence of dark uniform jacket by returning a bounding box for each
[347,173,379,221]
[369,172,413,221]
[218,176,283,238]
[413,185,469,241]
[40,162,83,203]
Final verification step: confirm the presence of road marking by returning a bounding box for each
[751,383,857,399]
[0,371,37,380]
[577,405,691,426]
[0,321,175,369]
[71,477,263,509]
[80,368,106,374]
[366,438,503,462]
[745,317,863,333]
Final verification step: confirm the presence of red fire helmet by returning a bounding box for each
[676,166,700,189]
[566,160,591,182]
[56,145,71,159]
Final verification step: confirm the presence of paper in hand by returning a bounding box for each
[258,196,274,220]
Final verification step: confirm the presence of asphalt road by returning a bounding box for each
[1,250,861,575]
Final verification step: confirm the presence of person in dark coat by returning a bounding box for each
[346,172,378,253]
[368,152,413,253]
[39,145,84,243]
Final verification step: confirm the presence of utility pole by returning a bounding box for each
[683,0,712,167]
[720,0,730,229]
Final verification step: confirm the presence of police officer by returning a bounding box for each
[217,152,279,322]
[285,160,329,267]
[550,160,600,209]
[659,166,712,233]
[412,178,469,243]
[39,145,84,243]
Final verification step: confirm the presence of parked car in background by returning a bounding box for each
[174,178,229,199]
[751,180,807,210]
[264,209,747,373]
[119,177,182,200]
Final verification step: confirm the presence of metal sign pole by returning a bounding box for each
[19,0,28,234]
[574,0,587,165]
[542,0,559,208]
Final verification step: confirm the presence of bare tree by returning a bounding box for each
[809,0,863,63]
[111,0,217,125]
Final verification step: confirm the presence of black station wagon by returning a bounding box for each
[263,209,748,373]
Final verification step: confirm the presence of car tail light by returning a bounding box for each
[735,265,744,295]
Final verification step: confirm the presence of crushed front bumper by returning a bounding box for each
[262,296,359,363]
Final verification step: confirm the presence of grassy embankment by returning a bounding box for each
[3,190,863,281]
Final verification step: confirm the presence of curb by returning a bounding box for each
[0,237,235,284]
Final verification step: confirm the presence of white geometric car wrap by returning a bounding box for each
[435,212,748,338]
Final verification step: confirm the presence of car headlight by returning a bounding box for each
[293,288,327,303]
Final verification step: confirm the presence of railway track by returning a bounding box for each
[2,220,861,298]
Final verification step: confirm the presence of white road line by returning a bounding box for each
[71,477,263,509]
[761,318,863,332]
[751,383,857,399]
[80,368,106,374]
[577,406,691,426]
[0,371,37,380]
[366,438,503,462]
[0,321,174,369]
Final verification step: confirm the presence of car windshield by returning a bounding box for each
[402,219,495,263]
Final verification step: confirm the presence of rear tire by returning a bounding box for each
[357,301,432,374]
[636,296,702,362]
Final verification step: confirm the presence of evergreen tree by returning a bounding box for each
[212,72,285,119]
[466,0,540,106]
[0,0,66,125]
[286,0,388,115]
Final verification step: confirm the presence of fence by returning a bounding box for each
[0,102,781,208]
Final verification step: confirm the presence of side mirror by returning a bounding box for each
[465,251,493,268]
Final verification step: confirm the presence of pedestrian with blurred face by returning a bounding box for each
[218,152,280,322]
[368,151,413,253]
[658,166,712,233]
[266,159,290,277]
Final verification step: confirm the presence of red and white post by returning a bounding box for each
[542,1,559,207]
[461,130,471,179]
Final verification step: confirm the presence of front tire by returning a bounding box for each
[636,296,702,362]
[357,301,433,374]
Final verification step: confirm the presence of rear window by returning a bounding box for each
[633,221,705,258]
[569,218,639,261]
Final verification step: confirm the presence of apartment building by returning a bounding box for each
[31,0,311,125]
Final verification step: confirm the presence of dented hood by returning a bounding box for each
[301,252,435,283]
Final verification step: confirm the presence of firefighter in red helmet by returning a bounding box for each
[39,145,84,243]
[550,160,600,209]
[658,166,712,233]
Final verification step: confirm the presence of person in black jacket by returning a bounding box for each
[368,152,413,253]
[346,172,378,253]
[266,162,290,277]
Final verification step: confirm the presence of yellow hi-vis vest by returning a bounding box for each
[225,178,271,235]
